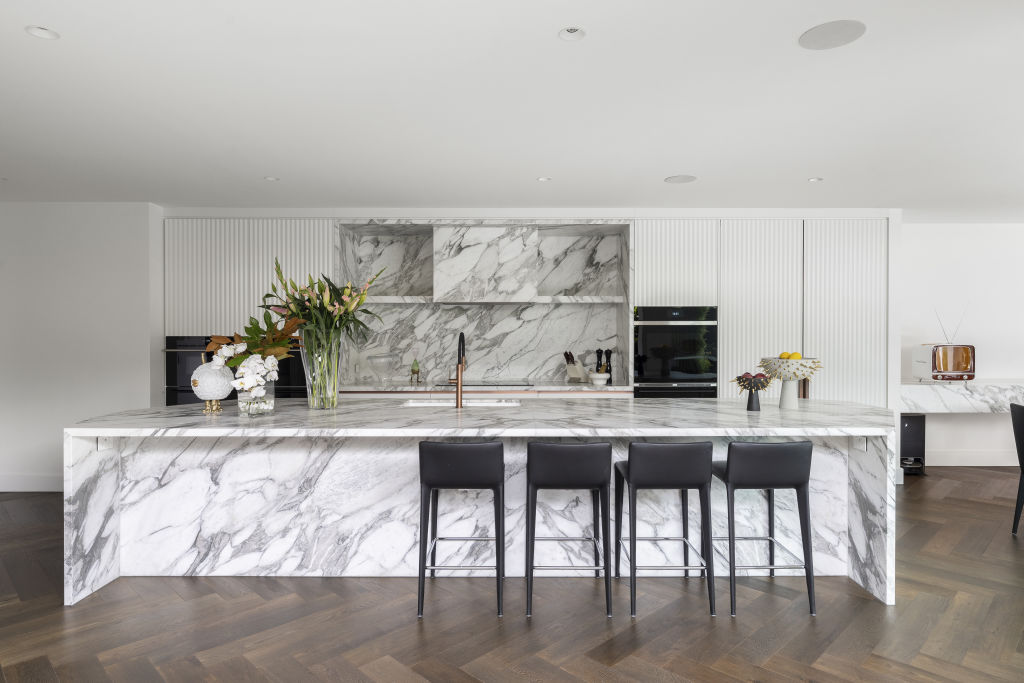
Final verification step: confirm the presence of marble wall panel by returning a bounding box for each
[105,436,864,592]
[536,234,621,296]
[343,302,622,384]
[433,226,538,302]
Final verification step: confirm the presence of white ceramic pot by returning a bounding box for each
[589,372,611,386]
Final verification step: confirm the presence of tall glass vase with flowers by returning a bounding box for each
[263,259,382,409]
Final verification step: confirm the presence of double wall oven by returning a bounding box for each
[633,306,718,398]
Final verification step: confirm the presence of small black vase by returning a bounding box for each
[746,389,760,412]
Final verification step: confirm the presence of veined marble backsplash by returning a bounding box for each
[335,222,629,384]
[344,302,623,384]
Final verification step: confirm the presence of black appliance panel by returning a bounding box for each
[164,336,307,406]
[633,306,717,323]
[633,385,717,399]
[633,312,717,386]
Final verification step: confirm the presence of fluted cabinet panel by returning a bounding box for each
[718,219,804,398]
[633,219,718,306]
[165,219,335,335]
[803,219,889,407]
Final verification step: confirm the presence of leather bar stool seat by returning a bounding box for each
[418,441,505,617]
[712,441,816,617]
[614,442,716,617]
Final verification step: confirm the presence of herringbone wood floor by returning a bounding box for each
[0,467,1021,682]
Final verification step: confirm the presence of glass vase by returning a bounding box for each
[300,327,343,409]
[238,381,275,417]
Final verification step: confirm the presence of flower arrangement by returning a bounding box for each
[211,345,279,398]
[261,259,383,409]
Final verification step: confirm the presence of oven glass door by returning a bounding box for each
[634,322,717,385]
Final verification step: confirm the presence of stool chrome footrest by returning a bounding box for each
[531,535,605,573]
[618,536,708,571]
[711,535,805,569]
[426,535,500,572]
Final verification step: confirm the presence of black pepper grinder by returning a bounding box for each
[595,349,603,374]
[604,349,612,376]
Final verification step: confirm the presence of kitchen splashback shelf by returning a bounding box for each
[373,295,624,305]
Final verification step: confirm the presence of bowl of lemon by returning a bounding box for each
[758,353,823,409]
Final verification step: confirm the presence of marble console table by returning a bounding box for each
[899,379,1024,413]
[64,398,896,607]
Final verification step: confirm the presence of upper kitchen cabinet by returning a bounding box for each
[803,218,889,407]
[632,219,718,306]
[717,219,803,398]
[433,226,538,302]
[165,218,335,336]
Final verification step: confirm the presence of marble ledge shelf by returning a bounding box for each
[372,295,625,304]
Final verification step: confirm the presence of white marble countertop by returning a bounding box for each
[899,379,1024,413]
[67,397,895,438]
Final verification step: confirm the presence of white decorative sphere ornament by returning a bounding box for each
[191,356,234,414]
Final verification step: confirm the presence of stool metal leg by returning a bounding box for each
[526,483,537,617]
[601,483,613,617]
[727,484,737,617]
[429,488,439,578]
[591,489,601,579]
[767,488,775,578]
[681,489,690,578]
[614,468,624,579]
[493,484,504,617]
[417,484,431,618]
[699,483,715,616]
[629,484,638,617]
[1013,473,1024,534]
[796,483,816,615]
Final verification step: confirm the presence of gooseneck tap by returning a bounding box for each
[455,332,467,409]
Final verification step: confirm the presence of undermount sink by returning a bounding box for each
[402,399,521,407]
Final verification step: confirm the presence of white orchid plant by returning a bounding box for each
[212,344,280,398]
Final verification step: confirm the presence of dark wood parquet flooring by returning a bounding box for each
[0,466,1022,681]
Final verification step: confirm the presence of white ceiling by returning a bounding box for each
[1,1,1023,220]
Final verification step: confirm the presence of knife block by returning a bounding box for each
[565,361,587,382]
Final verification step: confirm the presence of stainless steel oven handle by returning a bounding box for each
[635,382,717,388]
[633,321,717,326]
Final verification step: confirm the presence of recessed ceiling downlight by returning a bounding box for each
[664,175,697,184]
[537,176,552,182]
[25,25,60,40]
[808,177,824,183]
[798,20,866,50]
[558,27,586,41]
[263,176,280,182]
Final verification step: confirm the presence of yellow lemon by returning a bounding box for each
[778,352,791,359]
[789,352,802,360]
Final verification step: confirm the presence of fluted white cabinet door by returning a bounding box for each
[165,218,335,336]
[803,218,889,407]
[718,219,804,398]
[633,219,719,306]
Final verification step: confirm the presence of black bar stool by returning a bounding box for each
[712,441,815,617]
[614,442,716,617]
[1011,404,1024,534]
[418,441,505,618]
[526,442,612,618]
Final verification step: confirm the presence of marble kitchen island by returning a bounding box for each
[64,397,897,607]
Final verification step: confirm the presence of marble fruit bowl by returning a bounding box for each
[759,356,823,381]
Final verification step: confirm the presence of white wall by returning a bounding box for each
[899,223,1024,466]
[0,202,164,490]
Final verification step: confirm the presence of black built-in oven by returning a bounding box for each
[165,336,307,405]
[633,306,718,398]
